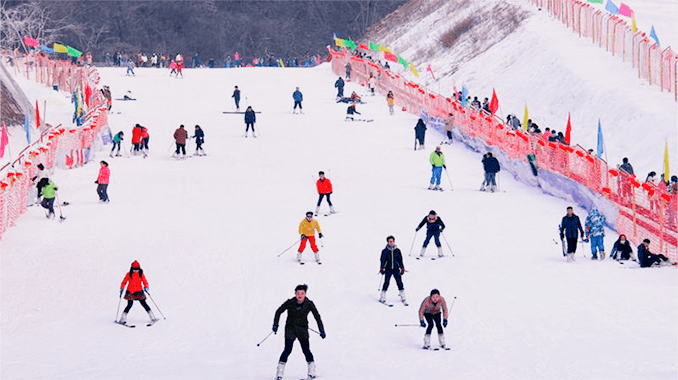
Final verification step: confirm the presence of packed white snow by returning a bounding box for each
[1,65,676,380]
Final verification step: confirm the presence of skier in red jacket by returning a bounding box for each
[95,160,110,203]
[118,261,157,325]
[131,124,144,155]
[315,171,335,216]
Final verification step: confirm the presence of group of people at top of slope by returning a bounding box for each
[559,206,670,267]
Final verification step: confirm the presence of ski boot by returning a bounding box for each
[399,290,408,306]
[329,205,336,214]
[423,334,431,350]
[428,184,435,190]
[275,361,285,380]
[297,252,302,264]
[439,333,446,349]
[437,247,444,258]
[314,252,321,264]
[420,247,426,258]
[148,310,158,322]
[119,312,128,325]
[307,362,316,379]
[379,291,387,304]
[314,206,320,216]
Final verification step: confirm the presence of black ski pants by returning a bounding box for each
[124,299,151,313]
[424,313,443,335]
[111,141,121,153]
[382,269,404,292]
[423,230,441,248]
[97,184,109,202]
[566,237,578,253]
[41,197,55,214]
[317,193,332,207]
[279,338,314,363]
[294,100,302,110]
[175,143,186,155]
[246,122,255,132]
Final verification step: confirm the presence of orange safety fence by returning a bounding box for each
[329,47,677,263]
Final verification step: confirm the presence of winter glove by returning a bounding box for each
[400,268,405,275]
[443,319,448,328]
[143,288,149,294]
[272,325,278,333]
[415,227,420,232]
[119,289,124,297]
[443,165,447,169]
[320,331,326,339]
[379,268,385,274]
[420,320,426,328]
[300,234,307,240]
[95,180,98,184]
[560,233,564,240]
[318,233,323,239]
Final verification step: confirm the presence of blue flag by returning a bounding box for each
[461,85,469,108]
[24,113,31,144]
[650,25,660,47]
[596,119,604,159]
[605,0,619,14]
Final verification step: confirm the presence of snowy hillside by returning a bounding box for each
[1,66,676,380]
[365,0,678,179]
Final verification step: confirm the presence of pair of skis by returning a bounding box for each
[114,319,159,328]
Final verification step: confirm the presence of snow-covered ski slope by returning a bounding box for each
[1,66,676,380]
[366,0,678,178]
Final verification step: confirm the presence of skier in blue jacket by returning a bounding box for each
[293,87,303,114]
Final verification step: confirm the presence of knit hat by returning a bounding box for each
[131,260,140,269]
[429,210,437,216]
[430,289,440,296]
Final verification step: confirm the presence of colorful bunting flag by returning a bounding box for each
[344,39,357,52]
[23,35,39,47]
[664,139,670,182]
[461,85,469,108]
[40,45,54,54]
[586,0,603,3]
[67,46,82,58]
[35,100,40,130]
[618,3,633,17]
[605,0,619,15]
[409,62,419,78]
[398,56,408,70]
[358,43,368,50]
[522,105,529,131]
[369,42,378,51]
[24,113,31,144]
[335,38,345,47]
[565,113,572,145]
[53,43,68,53]
[489,89,499,115]
[426,64,436,80]
[631,14,637,33]
[384,52,398,62]
[0,122,9,158]
[649,26,660,46]
[596,119,604,158]
[378,44,387,52]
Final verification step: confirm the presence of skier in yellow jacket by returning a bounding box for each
[298,211,323,264]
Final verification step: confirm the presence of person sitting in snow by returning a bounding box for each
[345,104,360,121]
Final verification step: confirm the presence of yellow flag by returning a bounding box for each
[523,105,529,131]
[631,14,637,33]
[53,43,67,53]
[664,139,670,181]
[335,38,344,47]
[378,44,387,52]
[409,62,419,77]
[279,58,284,67]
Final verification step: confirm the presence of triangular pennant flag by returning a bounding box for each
[426,64,435,80]
[523,105,529,131]
[565,113,572,145]
[587,0,603,3]
[596,119,604,158]
[618,3,633,17]
[489,89,499,115]
[35,100,40,130]
[409,62,419,78]
[53,43,68,53]
[461,85,469,108]
[334,38,344,47]
[368,42,378,51]
[650,25,660,46]
[40,45,54,54]
[0,122,9,158]
[67,46,82,58]
[605,0,619,14]
[23,35,39,47]
[664,139,670,182]
[398,56,408,69]
[24,113,31,144]
[631,14,637,33]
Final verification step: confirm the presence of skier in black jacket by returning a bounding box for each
[480,152,501,192]
[273,284,325,380]
[560,207,584,262]
[416,210,446,258]
[379,236,407,305]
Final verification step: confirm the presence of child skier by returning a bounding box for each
[118,260,158,325]
[298,212,323,264]
[315,171,335,216]
[379,235,407,305]
[419,289,449,350]
[416,210,446,258]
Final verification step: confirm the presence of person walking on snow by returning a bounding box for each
[193,125,205,156]
[131,124,144,155]
[232,85,241,111]
[429,146,445,190]
[118,260,158,325]
[379,236,407,305]
[443,113,454,144]
[480,152,500,192]
[414,119,426,150]
[111,131,124,156]
[40,178,57,219]
[244,106,257,137]
[298,212,323,264]
[95,161,110,203]
[416,210,446,258]
[334,77,345,98]
[386,91,395,115]
[419,289,449,350]
[585,207,606,260]
[273,284,326,380]
[560,206,585,262]
[173,125,188,157]
[32,163,48,204]
[367,73,376,95]
[315,171,335,216]
[293,87,303,114]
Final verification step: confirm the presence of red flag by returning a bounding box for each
[35,100,40,129]
[0,122,9,158]
[384,52,398,62]
[565,113,572,145]
[23,35,39,47]
[426,64,436,80]
[489,89,499,115]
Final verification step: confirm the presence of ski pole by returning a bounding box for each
[115,293,122,322]
[394,324,421,327]
[277,239,301,257]
[320,237,324,248]
[256,331,274,347]
[441,232,455,257]
[443,167,454,191]
[408,230,418,256]
[55,193,66,221]
[377,273,384,291]
[146,291,167,320]
[308,328,322,336]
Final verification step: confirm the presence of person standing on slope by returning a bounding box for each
[379,235,407,306]
[480,152,500,192]
[95,161,110,203]
[293,87,303,114]
[367,73,376,95]
[244,106,257,137]
[110,131,124,157]
[414,118,426,150]
[193,125,205,156]
[560,206,585,262]
[173,125,188,158]
[232,85,241,111]
[334,77,345,98]
[585,207,606,260]
[386,91,395,115]
[40,178,58,219]
[416,210,446,258]
[32,163,48,204]
[419,289,449,350]
[131,124,144,155]
[315,171,335,216]
[118,260,158,325]
[429,146,445,190]
[273,284,326,380]
[443,113,454,144]
[298,212,323,264]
